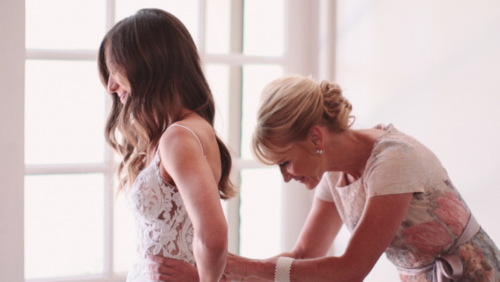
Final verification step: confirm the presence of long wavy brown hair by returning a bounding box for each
[98,8,235,199]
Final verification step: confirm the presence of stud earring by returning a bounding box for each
[316,149,324,155]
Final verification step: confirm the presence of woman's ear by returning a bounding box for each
[308,125,324,148]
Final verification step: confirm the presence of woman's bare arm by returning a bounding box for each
[226,193,413,282]
[159,126,227,282]
[291,197,343,259]
[223,197,342,281]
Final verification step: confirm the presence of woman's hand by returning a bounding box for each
[146,255,199,282]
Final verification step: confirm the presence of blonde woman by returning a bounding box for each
[220,76,500,281]
[98,9,235,282]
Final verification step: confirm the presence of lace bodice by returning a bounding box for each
[127,148,195,264]
[125,124,209,281]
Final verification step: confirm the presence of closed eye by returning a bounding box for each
[278,161,289,167]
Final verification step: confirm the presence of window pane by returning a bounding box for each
[114,192,136,273]
[24,174,105,279]
[25,0,105,50]
[206,0,231,54]
[240,167,282,258]
[205,64,230,143]
[241,65,284,160]
[25,60,106,165]
[243,0,284,56]
[115,0,200,47]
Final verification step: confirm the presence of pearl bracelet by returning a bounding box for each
[274,257,295,282]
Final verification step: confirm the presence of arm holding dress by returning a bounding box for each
[222,196,342,281]
[224,192,413,281]
[158,127,228,282]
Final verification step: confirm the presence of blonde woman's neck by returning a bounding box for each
[322,128,384,180]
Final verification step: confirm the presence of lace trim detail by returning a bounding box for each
[126,149,195,276]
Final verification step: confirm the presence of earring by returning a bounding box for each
[316,149,324,155]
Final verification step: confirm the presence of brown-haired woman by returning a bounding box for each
[221,75,500,281]
[98,8,235,282]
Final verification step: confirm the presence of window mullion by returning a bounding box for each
[0,0,25,281]
[25,50,97,61]
[104,168,114,277]
[198,0,206,54]
[25,163,113,175]
[226,0,244,255]
[318,0,336,81]
[201,53,285,65]
[104,0,116,278]
[106,0,116,31]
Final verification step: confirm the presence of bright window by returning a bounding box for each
[23,0,320,281]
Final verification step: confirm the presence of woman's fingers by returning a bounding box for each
[146,255,199,282]
[146,272,171,282]
[146,268,198,282]
[147,263,173,275]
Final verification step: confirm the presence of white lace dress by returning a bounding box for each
[126,125,202,281]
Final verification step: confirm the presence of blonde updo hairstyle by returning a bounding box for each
[252,75,354,164]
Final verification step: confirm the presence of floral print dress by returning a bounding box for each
[315,124,500,281]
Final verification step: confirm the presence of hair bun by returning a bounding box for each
[319,80,354,131]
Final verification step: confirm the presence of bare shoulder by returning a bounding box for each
[158,116,218,157]
[159,124,204,157]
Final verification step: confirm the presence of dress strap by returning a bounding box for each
[168,123,206,157]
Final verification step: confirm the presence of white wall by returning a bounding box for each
[336,0,500,280]
[0,0,25,281]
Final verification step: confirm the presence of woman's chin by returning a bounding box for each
[293,177,319,189]
[304,179,320,190]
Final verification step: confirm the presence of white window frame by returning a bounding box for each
[219,0,337,253]
[0,0,336,281]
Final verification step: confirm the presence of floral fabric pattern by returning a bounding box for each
[315,124,500,281]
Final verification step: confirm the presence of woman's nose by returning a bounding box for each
[107,75,118,93]
[280,166,292,183]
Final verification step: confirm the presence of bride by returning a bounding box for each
[98,8,236,282]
